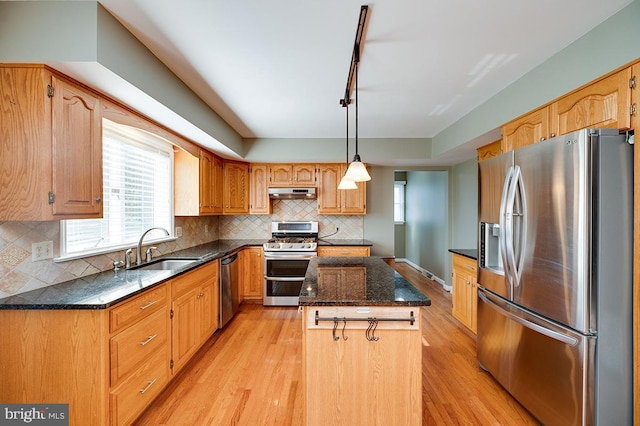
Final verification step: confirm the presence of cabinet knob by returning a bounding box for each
[96,196,102,203]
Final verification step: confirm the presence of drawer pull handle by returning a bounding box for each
[139,300,158,310]
[139,334,158,346]
[139,378,158,394]
[466,265,475,270]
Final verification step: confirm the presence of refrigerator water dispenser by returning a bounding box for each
[480,222,503,275]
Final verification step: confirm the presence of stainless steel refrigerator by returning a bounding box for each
[477,128,633,425]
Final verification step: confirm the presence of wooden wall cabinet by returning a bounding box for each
[451,254,477,334]
[171,261,220,374]
[501,106,550,153]
[223,160,250,214]
[241,247,264,300]
[632,64,639,131]
[303,306,422,425]
[477,139,502,162]
[0,65,103,220]
[174,148,223,215]
[249,164,271,214]
[317,246,370,257]
[268,164,316,187]
[550,67,633,136]
[317,164,366,215]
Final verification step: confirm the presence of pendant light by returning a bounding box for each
[338,99,358,190]
[340,5,371,183]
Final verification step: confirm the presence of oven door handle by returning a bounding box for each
[264,276,305,282]
[264,256,316,260]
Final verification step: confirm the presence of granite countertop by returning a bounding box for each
[448,248,478,260]
[0,239,264,310]
[299,256,431,307]
[317,239,373,246]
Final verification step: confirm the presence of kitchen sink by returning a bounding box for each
[129,257,201,271]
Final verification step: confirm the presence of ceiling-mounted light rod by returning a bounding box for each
[339,5,369,108]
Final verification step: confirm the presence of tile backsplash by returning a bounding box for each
[0,199,363,298]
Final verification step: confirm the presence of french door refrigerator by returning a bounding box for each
[477,128,633,425]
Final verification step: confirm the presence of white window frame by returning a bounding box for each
[394,180,406,224]
[58,119,175,261]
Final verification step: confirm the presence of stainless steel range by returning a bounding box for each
[263,221,318,306]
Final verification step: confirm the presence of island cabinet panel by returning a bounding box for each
[550,67,632,136]
[0,65,103,220]
[303,306,422,426]
[0,309,110,426]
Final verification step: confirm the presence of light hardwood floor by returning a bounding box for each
[134,262,539,425]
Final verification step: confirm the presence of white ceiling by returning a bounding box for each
[12,0,633,157]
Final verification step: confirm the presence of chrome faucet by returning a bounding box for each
[137,227,170,265]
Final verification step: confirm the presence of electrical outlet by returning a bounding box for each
[176,227,183,238]
[32,241,53,261]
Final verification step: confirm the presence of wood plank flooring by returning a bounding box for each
[134,262,539,425]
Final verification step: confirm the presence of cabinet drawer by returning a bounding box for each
[110,349,170,426]
[317,246,370,257]
[171,260,218,299]
[110,285,168,333]
[452,254,477,273]
[110,308,169,387]
[306,306,420,331]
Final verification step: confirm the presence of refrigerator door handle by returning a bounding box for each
[512,166,527,288]
[478,290,579,346]
[499,166,514,298]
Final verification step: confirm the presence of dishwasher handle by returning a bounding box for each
[221,253,238,265]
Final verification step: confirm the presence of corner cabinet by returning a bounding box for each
[451,253,477,333]
[223,160,250,214]
[0,65,103,220]
[317,164,366,215]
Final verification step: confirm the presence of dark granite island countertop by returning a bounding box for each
[299,256,431,307]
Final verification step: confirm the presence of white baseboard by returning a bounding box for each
[395,258,451,292]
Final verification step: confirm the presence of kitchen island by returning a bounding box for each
[299,256,430,426]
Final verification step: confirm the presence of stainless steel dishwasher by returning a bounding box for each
[220,252,240,328]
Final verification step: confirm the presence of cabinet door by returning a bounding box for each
[243,247,264,299]
[223,161,249,214]
[172,286,199,373]
[199,279,218,340]
[451,254,477,333]
[632,64,639,132]
[341,163,366,214]
[477,139,502,162]
[269,164,293,186]
[551,68,632,135]
[51,75,103,217]
[0,66,53,220]
[250,164,271,214]
[199,149,215,215]
[501,106,550,153]
[292,164,316,186]
[212,155,224,214]
[317,164,341,214]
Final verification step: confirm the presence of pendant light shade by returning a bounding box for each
[338,174,358,189]
[344,156,370,182]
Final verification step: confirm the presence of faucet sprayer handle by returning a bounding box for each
[146,246,158,262]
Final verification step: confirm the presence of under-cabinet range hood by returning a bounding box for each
[268,188,316,199]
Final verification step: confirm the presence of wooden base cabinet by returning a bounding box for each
[171,261,220,374]
[303,306,422,426]
[451,254,478,333]
[241,247,264,301]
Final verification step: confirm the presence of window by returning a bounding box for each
[61,119,174,258]
[394,181,405,223]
